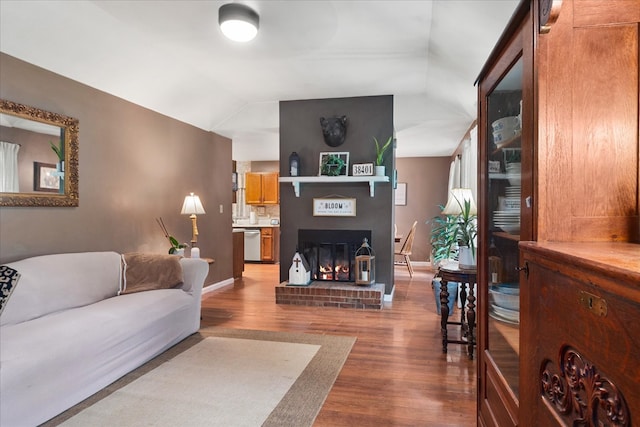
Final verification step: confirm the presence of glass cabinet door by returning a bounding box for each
[484,58,523,397]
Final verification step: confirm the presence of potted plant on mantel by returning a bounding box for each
[373,136,392,176]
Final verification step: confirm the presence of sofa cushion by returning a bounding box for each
[0,265,20,315]
[120,252,184,294]
[0,252,122,326]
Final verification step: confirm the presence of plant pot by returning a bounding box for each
[458,246,476,269]
[375,165,385,176]
[432,278,457,316]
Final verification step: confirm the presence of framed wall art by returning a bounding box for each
[395,182,407,206]
[313,197,356,216]
[33,162,60,193]
[318,152,349,176]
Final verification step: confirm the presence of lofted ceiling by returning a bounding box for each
[0,0,519,160]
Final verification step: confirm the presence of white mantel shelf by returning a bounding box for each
[279,176,390,197]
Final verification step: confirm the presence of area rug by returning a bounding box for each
[42,328,355,427]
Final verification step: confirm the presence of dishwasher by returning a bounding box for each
[243,228,261,261]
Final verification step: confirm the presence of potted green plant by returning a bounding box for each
[156,217,188,255]
[428,206,458,267]
[373,136,392,176]
[321,154,346,176]
[451,195,478,269]
[168,236,188,255]
[427,206,459,314]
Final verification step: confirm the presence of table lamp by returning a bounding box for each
[442,188,477,216]
[181,192,206,248]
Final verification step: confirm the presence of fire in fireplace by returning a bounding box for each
[298,229,372,282]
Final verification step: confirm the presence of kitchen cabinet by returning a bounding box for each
[260,227,279,263]
[246,172,279,205]
[232,230,244,279]
[476,1,639,426]
[260,227,280,262]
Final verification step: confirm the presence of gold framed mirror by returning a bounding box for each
[0,99,79,207]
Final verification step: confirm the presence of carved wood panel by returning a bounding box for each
[541,346,630,426]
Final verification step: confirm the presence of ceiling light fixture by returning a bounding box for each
[218,3,259,42]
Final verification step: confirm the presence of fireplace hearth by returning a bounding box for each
[298,229,371,283]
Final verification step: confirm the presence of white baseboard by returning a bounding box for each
[202,278,234,295]
[384,285,395,302]
[410,261,431,267]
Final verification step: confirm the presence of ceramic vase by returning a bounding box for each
[458,246,476,269]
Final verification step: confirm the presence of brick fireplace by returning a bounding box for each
[278,96,395,297]
[276,228,383,309]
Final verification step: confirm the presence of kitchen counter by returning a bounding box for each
[232,223,280,228]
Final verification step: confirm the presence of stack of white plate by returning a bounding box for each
[489,283,520,324]
[494,186,520,233]
[493,211,520,233]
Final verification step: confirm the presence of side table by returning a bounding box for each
[437,264,477,360]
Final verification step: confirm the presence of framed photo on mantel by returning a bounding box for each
[319,152,349,176]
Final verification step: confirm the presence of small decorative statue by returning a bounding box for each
[320,115,347,147]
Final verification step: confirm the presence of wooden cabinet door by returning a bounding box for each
[519,243,640,427]
[245,172,279,205]
[261,172,279,204]
[477,7,530,427]
[245,173,263,204]
[261,228,273,261]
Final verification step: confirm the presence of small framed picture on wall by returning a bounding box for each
[395,182,407,206]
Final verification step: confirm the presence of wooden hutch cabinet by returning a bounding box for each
[245,172,279,205]
[476,1,639,426]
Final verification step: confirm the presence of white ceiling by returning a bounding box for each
[0,0,518,160]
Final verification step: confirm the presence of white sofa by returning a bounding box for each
[0,251,208,427]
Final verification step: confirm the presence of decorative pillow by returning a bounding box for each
[120,252,184,295]
[0,265,21,315]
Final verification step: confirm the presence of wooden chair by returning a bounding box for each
[394,220,418,277]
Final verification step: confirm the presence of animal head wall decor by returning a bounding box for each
[320,116,347,147]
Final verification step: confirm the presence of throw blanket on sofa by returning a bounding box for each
[120,253,183,294]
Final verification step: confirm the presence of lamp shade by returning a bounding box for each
[442,188,477,216]
[181,192,206,215]
[219,3,259,42]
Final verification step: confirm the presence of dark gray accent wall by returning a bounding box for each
[279,95,395,294]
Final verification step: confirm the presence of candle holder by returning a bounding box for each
[355,238,375,286]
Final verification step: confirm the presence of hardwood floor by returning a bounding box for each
[200,263,477,426]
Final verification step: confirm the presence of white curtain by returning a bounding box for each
[460,125,478,202]
[448,155,461,192]
[0,141,20,192]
